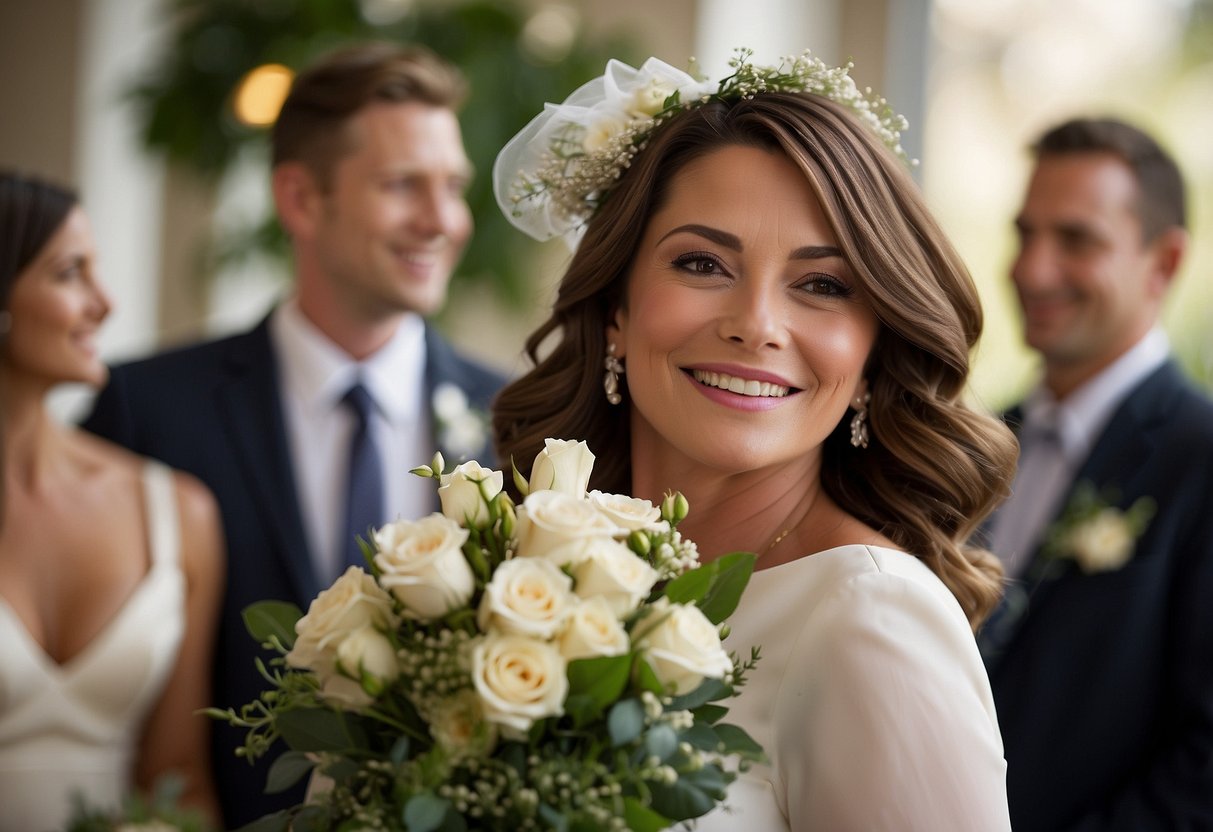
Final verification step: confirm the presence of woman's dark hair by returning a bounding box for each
[1,170,78,311]
[494,93,1017,627]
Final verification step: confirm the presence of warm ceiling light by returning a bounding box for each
[233,63,295,126]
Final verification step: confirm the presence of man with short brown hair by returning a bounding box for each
[84,42,505,826]
[980,117,1213,831]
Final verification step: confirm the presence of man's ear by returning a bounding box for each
[1147,226,1188,298]
[272,162,322,240]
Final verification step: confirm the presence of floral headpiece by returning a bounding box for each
[492,47,912,248]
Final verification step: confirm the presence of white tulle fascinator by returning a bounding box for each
[492,48,912,250]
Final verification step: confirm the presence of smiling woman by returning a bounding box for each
[492,51,1019,828]
[0,171,224,831]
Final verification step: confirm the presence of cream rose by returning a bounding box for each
[335,625,400,694]
[287,566,398,667]
[528,438,595,496]
[582,111,630,153]
[478,557,576,639]
[472,633,568,734]
[1069,509,1135,573]
[374,514,474,621]
[634,598,733,694]
[428,688,498,759]
[559,596,630,661]
[570,539,660,617]
[589,490,663,531]
[628,78,677,117]
[515,490,622,563]
[438,460,504,528]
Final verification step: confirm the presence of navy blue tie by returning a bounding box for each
[341,382,384,572]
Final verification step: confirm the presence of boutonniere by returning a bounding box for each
[1040,482,1156,574]
[432,381,490,462]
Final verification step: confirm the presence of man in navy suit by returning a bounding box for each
[979,117,1213,830]
[83,42,506,828]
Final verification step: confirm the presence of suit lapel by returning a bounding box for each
[215,317,321,602]
[983,362,1181,668]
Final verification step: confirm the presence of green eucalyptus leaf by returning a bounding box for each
[659,551,757,623]
[263,750,316,794]
[623,797,670,832]
[565,654,632,725]
[679,721,720,752]
[714,723,769,762]
[633,657,665,696]
[242,601,302,649]
[389,735,411,765]
[679,762,731,798]
[647,779,715,821]
[277,708,368,753]
[644,723,679,761]
[668,678,729,710]
[608,698,646,746]
[692,703,729,724]
[404,794,450,832]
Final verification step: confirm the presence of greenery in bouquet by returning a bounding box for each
[212,439,764,832]
[63,774,215,832]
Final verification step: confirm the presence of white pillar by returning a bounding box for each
[694,0,840,78]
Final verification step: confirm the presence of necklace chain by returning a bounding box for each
[765,528,793,553]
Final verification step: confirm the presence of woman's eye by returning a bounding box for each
[672,252,725,275]
[800,274,852,297]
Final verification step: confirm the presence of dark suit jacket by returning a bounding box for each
[81,314,506,829]
[979,360,1213,831]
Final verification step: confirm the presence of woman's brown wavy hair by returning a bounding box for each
[493,93,1017,627]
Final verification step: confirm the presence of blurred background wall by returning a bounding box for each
[2,0,1210,420]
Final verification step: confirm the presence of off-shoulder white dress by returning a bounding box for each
[692,545,1011,831]
[0,463,185,832]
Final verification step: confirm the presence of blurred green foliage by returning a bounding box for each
[129,0,639,307]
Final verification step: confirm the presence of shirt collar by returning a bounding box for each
[269,298,428,422]
[1023,327,1169,460]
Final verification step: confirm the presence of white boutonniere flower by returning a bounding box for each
[432,381,489,462]
[1041,483,1155,575]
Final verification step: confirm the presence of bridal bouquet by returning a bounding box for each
[215,439,763,832]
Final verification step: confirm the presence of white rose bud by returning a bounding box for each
[628,78,677,117]
[515,490,621,563]
[589,490,663,531]
[1069,509,1135,573]
[335,625,400,695]
[374,514,474,621]
[438,460,504,528]
[429,688,498,759]
[472,633,568,735]
[316,672,376,710]
[528,438,595,497]
[287,566,398,668]
[559,597,630,661]
[571,539,660,617]
[634,598,733,695]
[478,557,576,639]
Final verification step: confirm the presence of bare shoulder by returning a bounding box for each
[65,425,144,477]
[171,469,226,588]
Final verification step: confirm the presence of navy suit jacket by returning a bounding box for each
[81,315,506,829]
[979,360,1213,831]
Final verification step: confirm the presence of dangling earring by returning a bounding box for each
[850,391,871,449]
[603,343,625,405]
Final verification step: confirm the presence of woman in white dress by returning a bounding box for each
[492,54,1018,829]
[0,172,224,831]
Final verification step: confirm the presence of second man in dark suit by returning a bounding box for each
[83,42,506,828]
[980,117,1213,831]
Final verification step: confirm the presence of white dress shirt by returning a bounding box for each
[988,328,1170,577]
[270,300,435,583]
